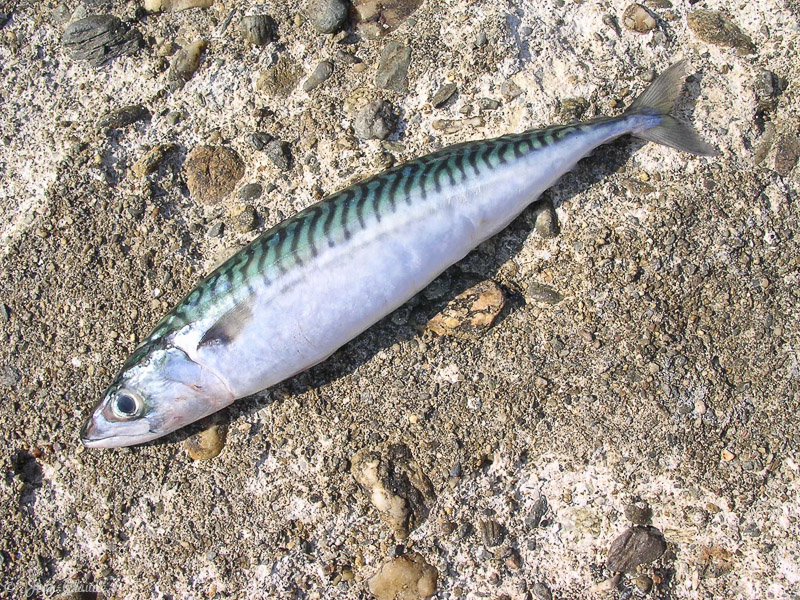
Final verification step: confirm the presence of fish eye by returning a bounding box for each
[111,390,142,419]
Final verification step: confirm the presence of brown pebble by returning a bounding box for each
[184,145,245,204]
[622,4,656,33]
[185,423,227,461]
[368,552,438,600]
[427,280,505,338]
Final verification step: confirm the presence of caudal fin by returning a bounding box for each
[626,60,719,156]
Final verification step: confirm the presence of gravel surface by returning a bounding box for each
[1,1,799,599]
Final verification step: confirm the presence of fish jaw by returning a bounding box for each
[81,413,161,448]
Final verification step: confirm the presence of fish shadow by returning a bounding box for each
[149,134,640,448]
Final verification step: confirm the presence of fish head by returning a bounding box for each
[81,344,234,448]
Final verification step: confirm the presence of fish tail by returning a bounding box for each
[625,60,719,156]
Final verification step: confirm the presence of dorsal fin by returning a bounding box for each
[197,298,254,349]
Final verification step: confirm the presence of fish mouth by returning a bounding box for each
[80,416,155,448]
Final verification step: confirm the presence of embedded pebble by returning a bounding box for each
[305,0,348,34]
[624,501,653,525]
[622,4,656,33]
[431,83,457,108]
[525,282,563,306]
[256,55,301,97]
[375,41,411,92]
[501,80,523,100]
[247,132,273,151]
[525,495,549,528]
[144,0,213,11]
[184,146,245,205]
[773,135,799,176]
[169,40,205,82]
[241,13,277,46]
[234,205,258,233]
[354,100,397,140]
[602,13,622,36]
[478,98,500,111]
[239,183,263,203]
[207,221,224,237]
[533,201,559,238]
[265,140,292,171]
[606,526,666,573]
[687,9,756,54]
[530,582,553,600]
[479,519,505,547]
[633,574,653,593]
[431,117,484,134]
[351,444,436,539]
[368,552,438,600]
[303,61,334,92]
[62,15,142,67]
[133,143,176,178]
[184,423,227,460]
[557,97,588,123]
[354,0,423,37]
[427,280,505,338]
[97,104,150,130]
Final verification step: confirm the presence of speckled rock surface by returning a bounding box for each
[0,1,799,599]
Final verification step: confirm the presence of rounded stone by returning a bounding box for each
[354,100,397,140]
[184,145,245,205]
[305,0,348,34]
[242,13,277,46]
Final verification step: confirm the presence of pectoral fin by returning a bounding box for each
[198,298,254,349]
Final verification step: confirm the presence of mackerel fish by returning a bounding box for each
[82,61,717,447]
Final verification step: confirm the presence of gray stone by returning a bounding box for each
[525,495,549,528]
[97,104,150,130]
[479,519,505,547]
[478,98,500,111]
[633,575,653,593]
[606,526,667,573]
[207,221,224,237]
[265,140,291,171]
[526,282,564,306]
[247,132,272,151]
[375,41,411,92]
[533,201,559,237]
[234,205,258,233]
[431,83,457,108]
[303,60,334,92]
[687,9,756,54]
[169,40,205,82]
[624,501,653,525]
[241,13,277,46]
[531,582,553,600]
[354,100,397,140]
[773,135,799,176]
[501,79,523,100]
[306,0,348,34]
[238,183,263,203]
[62,15,142,67]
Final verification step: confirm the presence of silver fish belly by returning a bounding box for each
[81,61,716,447]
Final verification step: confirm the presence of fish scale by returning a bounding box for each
[82,61,718,447]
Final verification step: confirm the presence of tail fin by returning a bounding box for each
[625,60,719,156]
